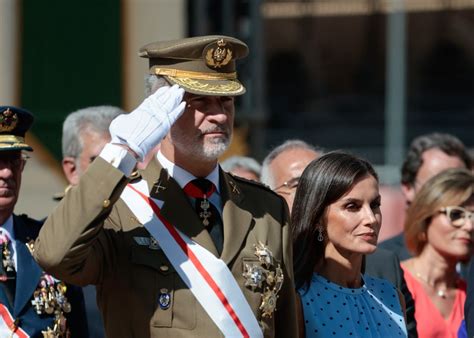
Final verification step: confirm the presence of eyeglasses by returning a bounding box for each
[274,177,300,195]
[439,206,474,227]
[0,152,29,168]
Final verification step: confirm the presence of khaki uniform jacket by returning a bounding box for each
[34,157,298,338]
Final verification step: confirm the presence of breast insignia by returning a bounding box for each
[242,241,284,319]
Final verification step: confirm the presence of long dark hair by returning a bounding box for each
[292,151,378,290]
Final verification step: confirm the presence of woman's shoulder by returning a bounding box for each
[363,275,399,296]
[298,273,347,298]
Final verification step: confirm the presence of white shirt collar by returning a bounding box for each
[157,151,220,192]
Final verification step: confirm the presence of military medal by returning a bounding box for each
[32,289,44,314]
[242,241,284,320]
[31,274,72,337]
[56,282,71,313]
[2,246,14,272]
[0,233,14,274]
[199,198,212,227]
[260,289,278,318]
[184,180,216,228]
[243,263,265,289]
[0,243,7,282]
[255,241,274,266]
[273,266,284,293]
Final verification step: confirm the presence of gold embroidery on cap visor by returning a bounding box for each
[168,77,244,96]
[0,135,32,151]
[154,68,237,80]
[153,68,245,96]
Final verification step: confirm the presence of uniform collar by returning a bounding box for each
[157,151,220,193]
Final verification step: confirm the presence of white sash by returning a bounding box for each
[0,304,29,338]
[121,180,263,338]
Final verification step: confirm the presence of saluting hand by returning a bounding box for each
[109,84,185,161]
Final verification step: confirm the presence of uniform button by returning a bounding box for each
[160,265,169,272]
[103,199,111,208]
[129,171,140,179]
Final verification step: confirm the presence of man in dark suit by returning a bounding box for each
[34,36,297,337]
[379,133,471,261]
[0,106,87,337]
[465,260,474,337]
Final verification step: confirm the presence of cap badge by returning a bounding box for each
[206,39,233,69]
[0,108,18,132]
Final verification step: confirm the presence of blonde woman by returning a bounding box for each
[401,168,474,337]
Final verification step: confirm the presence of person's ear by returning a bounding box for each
[401,183,416,205]
[62,157,79,186]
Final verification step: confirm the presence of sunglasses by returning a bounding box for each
[439,206,474,228]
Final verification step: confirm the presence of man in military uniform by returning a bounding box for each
[0,106,87,337]
[60,105,126,338]
[34,36,298,337]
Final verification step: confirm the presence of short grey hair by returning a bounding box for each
[144,75,171,97]
[221,156,262,177]
[261,139,321,188]
[62,105,125,158]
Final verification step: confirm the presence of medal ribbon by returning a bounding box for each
[121,181,262,338]
[0,304,29,338]
[0,233,8,245]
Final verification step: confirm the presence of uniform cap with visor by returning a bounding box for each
[139,35,249,96]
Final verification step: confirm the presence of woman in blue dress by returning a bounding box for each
[292,151,407,337]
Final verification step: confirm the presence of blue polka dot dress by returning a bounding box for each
[298,273,407,337]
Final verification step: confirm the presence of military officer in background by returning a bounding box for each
[34,35,298,337]
[60,105,126,338]
[0,106,87,337]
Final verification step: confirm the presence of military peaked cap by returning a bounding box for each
[0,106,34,151]
[139,35,249,96]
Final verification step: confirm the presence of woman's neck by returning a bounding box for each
[316,247,364,288]
[407,247,459,288]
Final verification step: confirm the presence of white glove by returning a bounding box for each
[109,84,185,161]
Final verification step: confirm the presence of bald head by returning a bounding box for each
[261,140,321,209]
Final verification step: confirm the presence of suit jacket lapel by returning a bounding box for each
[139,158,219,257]
[220,171,253,264]
[14,241,42,316]
[0,285,11,311]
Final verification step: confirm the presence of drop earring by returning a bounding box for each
[316,225,324,242]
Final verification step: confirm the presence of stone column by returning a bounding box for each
[0,0,19,104]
